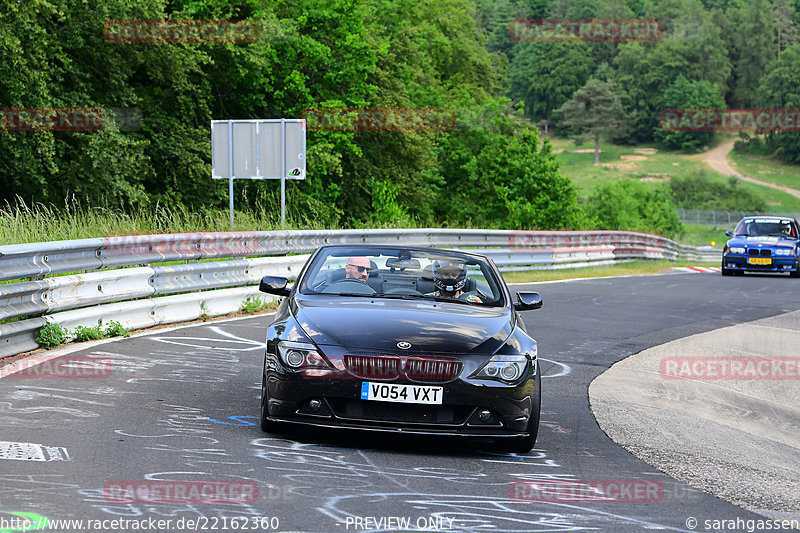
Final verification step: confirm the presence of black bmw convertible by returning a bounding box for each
[257,245,543,452]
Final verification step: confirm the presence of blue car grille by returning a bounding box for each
[748,248,771,257]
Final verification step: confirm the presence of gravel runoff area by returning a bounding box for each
[589,310,800,522]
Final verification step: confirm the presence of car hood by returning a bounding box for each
[293,296,513,354]
[727,235,798,247]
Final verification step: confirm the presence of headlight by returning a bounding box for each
[472,354,532,383]
[277,341,331,370]
[728,247,746,254]
[774,248,794,256]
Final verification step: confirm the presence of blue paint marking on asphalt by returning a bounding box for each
[207,415,259,426]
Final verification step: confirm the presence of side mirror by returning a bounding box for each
[514,291,542,311]
[259,276,291,297]
[725,231,732,237]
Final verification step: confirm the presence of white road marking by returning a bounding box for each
[0,441,70,462]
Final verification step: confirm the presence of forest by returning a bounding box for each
[1,0,799,236]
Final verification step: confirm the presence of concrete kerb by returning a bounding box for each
[589,311,800,520]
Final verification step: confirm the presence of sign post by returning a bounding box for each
[211,118,306,226]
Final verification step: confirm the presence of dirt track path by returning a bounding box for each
[702,139,800,200]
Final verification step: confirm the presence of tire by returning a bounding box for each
[260,373,280,432]
[721,266,732,276]
[791,262,800,278]
[496,370,541,454]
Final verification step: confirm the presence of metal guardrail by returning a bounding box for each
[0,229,720,359]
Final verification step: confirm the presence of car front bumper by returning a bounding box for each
[263,367,537,438]
[723,254,798,272]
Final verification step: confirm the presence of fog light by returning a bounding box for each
[478,409,492,422]
[309,399,322,412]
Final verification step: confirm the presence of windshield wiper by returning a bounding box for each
[375,293,423,301]
[427,296,479,305]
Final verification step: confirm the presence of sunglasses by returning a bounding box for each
[348,264,370,273]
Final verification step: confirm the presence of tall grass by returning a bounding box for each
[0,196,335,245]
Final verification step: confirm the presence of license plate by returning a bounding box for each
[361,382,443,405]
[748,257,772,265]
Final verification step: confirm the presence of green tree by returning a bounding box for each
[612,0,730,143]
[0,0,162,208]
[429,100,581,229]
[669,172,766,211]
[728,0,775,107]
[758,44,800,164]
[340,0,507,224]
[585,180,683,238]
[555,77,628,164]
[772,0,799,60]
[655,75,725,150]
[509,42,594,120]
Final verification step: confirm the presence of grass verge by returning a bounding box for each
[728,150,800,193]
[502,259,718,284]
[551,136,800,212]
[551,138,710,199]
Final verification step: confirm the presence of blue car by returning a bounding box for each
[722,216,800,277]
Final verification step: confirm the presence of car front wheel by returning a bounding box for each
[495,370,541,454]
[260,373,280,432]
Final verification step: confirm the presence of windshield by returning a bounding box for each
[299,247,506,307]
[734,219,798,238]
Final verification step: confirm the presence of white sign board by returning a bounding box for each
[212,119,305,179]
[211,118,306,225]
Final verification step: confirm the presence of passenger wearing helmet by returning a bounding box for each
[426,262,482,302]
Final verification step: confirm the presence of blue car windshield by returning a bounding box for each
[735,219,797,238]
[299,247,506,307]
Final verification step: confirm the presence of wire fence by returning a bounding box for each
[677,209,800,228]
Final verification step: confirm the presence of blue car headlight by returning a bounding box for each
[774,248,795,256]
[728,247,745,254]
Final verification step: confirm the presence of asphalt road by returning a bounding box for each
[1,270,799,533]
